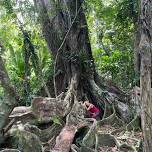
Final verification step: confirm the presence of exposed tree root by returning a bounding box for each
[71,144,80,152]
[0,149,21,152]
[24,122,64,143]
[111,114,141,136]
[0,82,142,152]
[52,125,77,152]
[98,106,124,128]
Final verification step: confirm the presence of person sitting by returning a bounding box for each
[83,101,100,119]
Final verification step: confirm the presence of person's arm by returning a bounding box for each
[90,113,96,118]
[87,104,94,110]
[83,103,87,110]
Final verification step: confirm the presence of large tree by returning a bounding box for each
[35,0,95,97]
[35,0,127,107]
[139,0,152,151]
[34,0,129,151]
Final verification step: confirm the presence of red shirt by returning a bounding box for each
[89,106,100,113]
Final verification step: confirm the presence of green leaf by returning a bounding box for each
[52,116,62,126]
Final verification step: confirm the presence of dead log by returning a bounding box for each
[52,125,77,152]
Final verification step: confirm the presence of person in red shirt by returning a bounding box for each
[83,101,100,119]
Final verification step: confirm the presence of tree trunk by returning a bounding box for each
[134,26,141,86]
[35,0,130,112]
[33,0,133,151]
[35,0,94,97]
[0,54,19,144]
[139,0,152,151]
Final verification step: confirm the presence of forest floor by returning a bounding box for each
[98,125,142,152]
[42,121,142,152]
[0,88,142,152]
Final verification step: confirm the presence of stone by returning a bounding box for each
[98,133,116,147]
[12,130,42,152]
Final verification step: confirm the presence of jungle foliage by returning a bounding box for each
[0,0,138,103]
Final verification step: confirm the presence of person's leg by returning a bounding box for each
[95,112,100,120]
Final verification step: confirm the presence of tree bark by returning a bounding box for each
[139,0,152,151]
[52,125,77,152]
[0,54,19,144]
[34,0,134,151]
[134,26,141,86]
[35,0,94,97]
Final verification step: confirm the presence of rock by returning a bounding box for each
[10,107,31,117]
[98,133,117,147]
[31,97,56,123]
[119,143,135,152]
[31,97,65,123]
[25,122,63,143]
[12,130,42,152]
